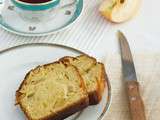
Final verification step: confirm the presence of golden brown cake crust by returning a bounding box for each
[17,97,88,120]
[59,55,107,105]
[16,61,89,120]
[88,63,108,105]
[59,54,97,65]
[39,97,88,120]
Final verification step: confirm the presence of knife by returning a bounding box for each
[117,31,146,120]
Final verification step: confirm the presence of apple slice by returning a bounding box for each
[99,0,141,23]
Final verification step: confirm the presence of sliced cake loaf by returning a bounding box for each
[16,62,89,120]
[60,55,106,105]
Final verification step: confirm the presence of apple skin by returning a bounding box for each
[99,0,141,23]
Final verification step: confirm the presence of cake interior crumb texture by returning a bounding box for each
[16,62,88,120]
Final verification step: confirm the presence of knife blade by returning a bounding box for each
[117,31,146,120]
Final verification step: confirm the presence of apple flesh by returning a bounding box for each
[99,0,141,23]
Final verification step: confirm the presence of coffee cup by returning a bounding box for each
[0,0,77,22]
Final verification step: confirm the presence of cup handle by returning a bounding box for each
[59,0,78,9]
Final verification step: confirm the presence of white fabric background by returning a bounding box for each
[0,0,160,120]
[0,0,160,58]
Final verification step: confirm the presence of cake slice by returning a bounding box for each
[16,62,89,120]
[60,55,106,105]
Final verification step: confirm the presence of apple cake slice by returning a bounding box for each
[60,55,106,105]
[16,62,89,120]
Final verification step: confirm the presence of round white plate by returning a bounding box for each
[0,0,83,36]
[0,43,111,120]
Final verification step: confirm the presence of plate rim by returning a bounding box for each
[0,0,84,36]
[0,43,112,120]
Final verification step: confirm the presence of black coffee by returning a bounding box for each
[18,0,52,4]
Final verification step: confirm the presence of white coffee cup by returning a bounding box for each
[0,0,77,22]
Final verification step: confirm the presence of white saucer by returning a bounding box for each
[0,43,111,120]
[0,0,83,36]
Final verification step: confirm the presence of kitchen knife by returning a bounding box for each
[117,31,146,120]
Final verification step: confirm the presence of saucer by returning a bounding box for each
[0,0,83,36]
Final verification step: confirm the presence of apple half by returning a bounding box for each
[99,0,141,23]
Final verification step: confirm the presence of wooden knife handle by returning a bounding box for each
[126,81,146,120]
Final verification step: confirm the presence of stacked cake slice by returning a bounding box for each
[16,55,108,120]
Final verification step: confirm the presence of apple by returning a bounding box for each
[99,0,141,23]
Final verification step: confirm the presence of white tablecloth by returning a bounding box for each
[0,0,160,120]
[0,0,160,59]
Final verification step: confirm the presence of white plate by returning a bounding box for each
[0,43,111,120]
[0,0,83,36]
